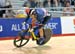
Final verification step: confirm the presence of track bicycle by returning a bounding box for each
[13,22,52,48]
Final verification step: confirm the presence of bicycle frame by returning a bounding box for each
[28,28,39,40]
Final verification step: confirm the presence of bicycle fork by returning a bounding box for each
[28,28,38,40]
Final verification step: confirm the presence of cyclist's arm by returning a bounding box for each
[42,13,51,25]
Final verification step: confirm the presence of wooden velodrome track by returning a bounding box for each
[0,36,75,54]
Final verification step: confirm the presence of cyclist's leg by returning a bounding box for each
[39,27,44,38]
[37,27,45,45]
[34,29,39,36]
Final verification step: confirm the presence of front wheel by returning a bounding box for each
[13,31,29,48]
[37,28,52,45]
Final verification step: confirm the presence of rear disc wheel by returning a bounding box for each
[37,28,52,45]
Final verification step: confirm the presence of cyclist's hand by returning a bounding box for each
[22,22,26,25]
[29,28,34,32]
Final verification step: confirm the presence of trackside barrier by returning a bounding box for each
[0,17,61,37]
[0,16,75,37]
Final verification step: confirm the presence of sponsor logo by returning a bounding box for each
[44,23,58,29]
[73,19,75,31]
[11,24,29,31]
[0,25,3,32]
[73,19,75,26]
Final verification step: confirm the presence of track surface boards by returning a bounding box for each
[0,36,75,54]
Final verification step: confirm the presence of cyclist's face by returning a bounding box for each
[30,14,37,19]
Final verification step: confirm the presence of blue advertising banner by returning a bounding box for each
[0,18,29,37]
[44,17,62,34]
[0,18,62,37]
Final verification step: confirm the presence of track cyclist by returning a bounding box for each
[22,7,51,45]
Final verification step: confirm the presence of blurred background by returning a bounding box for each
[0,0,75,18]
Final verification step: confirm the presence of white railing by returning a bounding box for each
[0,7,75,9]
[0,7,75,13]
[0,7,75,17]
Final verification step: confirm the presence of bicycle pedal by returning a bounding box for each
[32,37,38,40]
[32,38,36,40]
